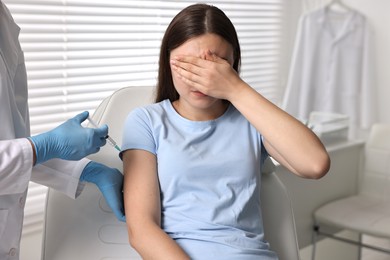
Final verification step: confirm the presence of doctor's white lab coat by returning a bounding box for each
[282,7,377,136]
[0,2,89,259]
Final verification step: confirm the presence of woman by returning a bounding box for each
[121,4,330,259]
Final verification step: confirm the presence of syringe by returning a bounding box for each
[87,116,121,152]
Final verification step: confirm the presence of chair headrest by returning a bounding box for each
[87,86,155,171]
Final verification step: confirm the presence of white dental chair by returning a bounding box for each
[41,86,300,260]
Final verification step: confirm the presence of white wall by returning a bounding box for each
[343,0,390,124]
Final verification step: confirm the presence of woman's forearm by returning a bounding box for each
[128,222,190,259]
[229,83,330,178]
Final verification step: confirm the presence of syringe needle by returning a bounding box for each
[87,116,121,152]
[106,136,121,152]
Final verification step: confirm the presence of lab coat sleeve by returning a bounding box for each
[360,20,377,129]
[0,138,33,195]
[0,138,89,199]
[32,158,90,199]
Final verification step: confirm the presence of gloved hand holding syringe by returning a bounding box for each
[87,117,121,152]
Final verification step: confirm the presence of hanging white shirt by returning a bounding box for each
[0,2,88,259]
[282,7,377,136]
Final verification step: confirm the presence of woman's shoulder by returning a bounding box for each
[132,99,169,114]
[127,99,171,121]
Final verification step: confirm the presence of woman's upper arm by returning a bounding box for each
[122,149,190,259]
[122,149,160,231]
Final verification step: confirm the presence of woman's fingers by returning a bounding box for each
[170,59,202,86]
[170,53,240,100]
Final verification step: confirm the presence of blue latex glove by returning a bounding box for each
[30,111,108,164]
[80,161,125,222]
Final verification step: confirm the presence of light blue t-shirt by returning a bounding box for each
[122,99,278,260]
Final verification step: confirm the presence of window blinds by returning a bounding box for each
[4,0,285,236]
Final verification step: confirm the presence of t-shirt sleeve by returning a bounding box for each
[120,107,156,159]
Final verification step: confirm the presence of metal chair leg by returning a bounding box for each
[311,225,319,260]
[358,233,362,260]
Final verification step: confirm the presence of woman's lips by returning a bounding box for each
[192,90,207,97]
